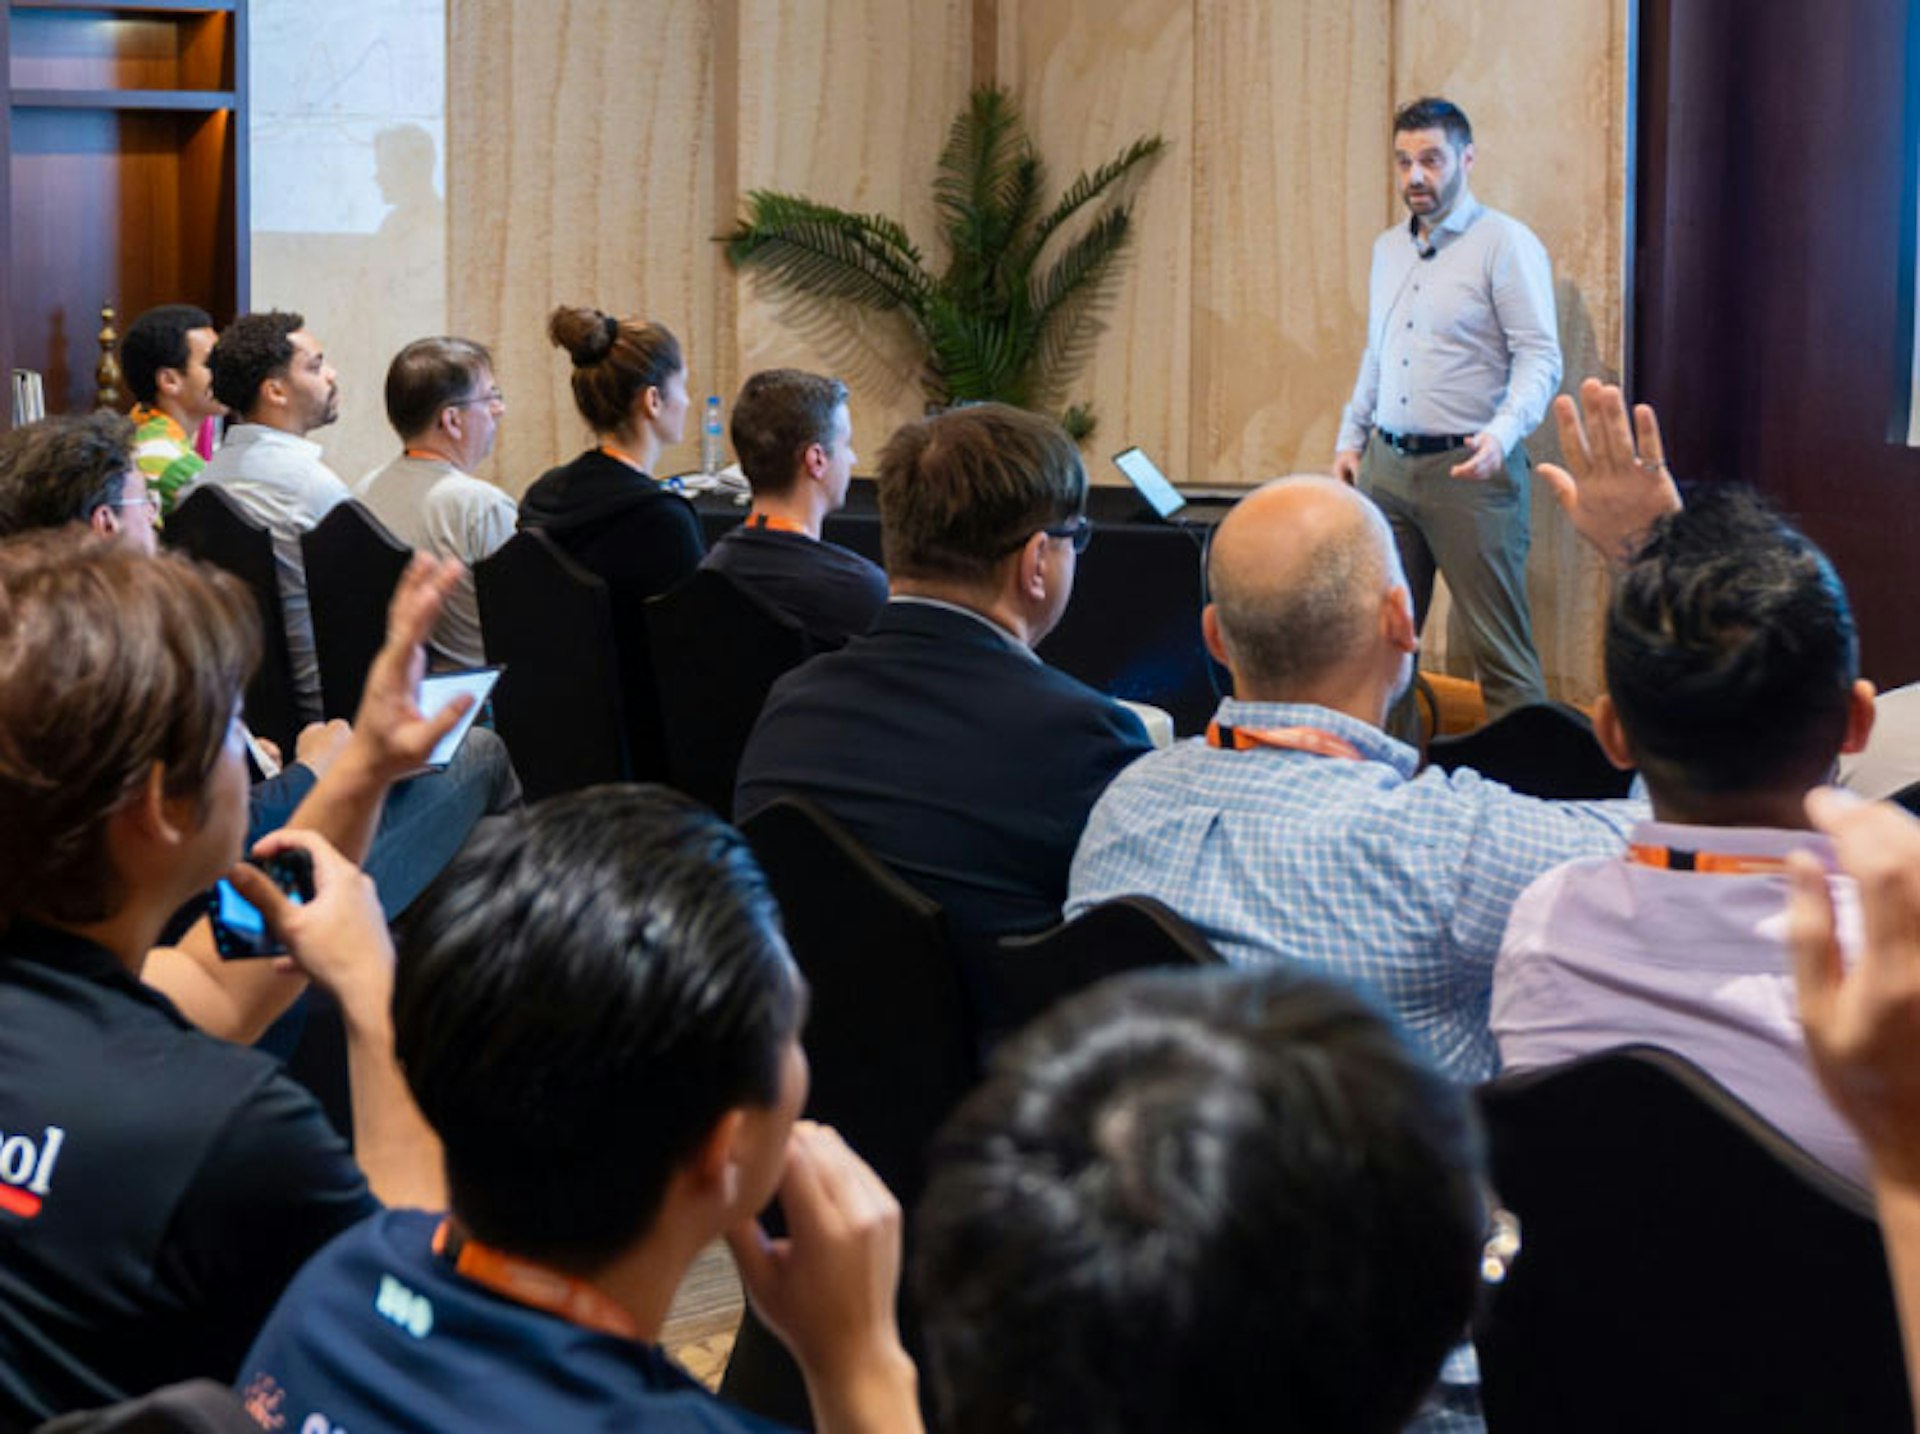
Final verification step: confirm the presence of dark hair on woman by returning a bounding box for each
[0,530,259,925]
[393,784,802,1271]
[547,305,682,434]
[1606,483,1858,798]
[120,303,214,407]
[916,965,1486,1434]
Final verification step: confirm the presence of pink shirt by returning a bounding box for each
[1492,820,1865,1187]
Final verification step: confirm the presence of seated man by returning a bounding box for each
[0,411,519,958]
[0,530,444,1425]
[196,310,350,722]
[356,337,517,668]
[1493,486,1877,1184]
[121,303,224,518]
[702,368,887,647]
[915,965,1487,1434]
[735,403,1153,940]
[237,786,921,1434]
[1069,382,1673,1084]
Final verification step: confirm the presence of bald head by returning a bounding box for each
[1207,476,1403,700]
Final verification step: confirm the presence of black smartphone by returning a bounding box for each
[209,850,315,960]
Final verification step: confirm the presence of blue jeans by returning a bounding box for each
[246,726,522,918]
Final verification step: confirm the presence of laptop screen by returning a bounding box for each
[1112,446,1185,519]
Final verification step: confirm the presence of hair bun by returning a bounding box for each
[547,305,619,367]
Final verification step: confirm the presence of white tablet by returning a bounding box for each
[418,666,504,771]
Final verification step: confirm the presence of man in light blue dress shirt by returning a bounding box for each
[1334,97,1562,719]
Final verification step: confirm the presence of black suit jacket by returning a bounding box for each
[735,600,1153,940]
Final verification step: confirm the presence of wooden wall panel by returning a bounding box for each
[1394,0,1632,701]
[438,0,1629,698]
[1193,0,1390,486]
[449,0,719,492]
[999,0,1193,479]
[732,0,972,462]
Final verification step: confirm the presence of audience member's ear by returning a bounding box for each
[1592,694,1637,771]
[1841,679,1878,755]
[1382,584,1417,653]
[1018,530,1051,601]
[687,1108,750,1209]
[1201,604,1230,667]
[802,441,829,483]
[88,505,119,542]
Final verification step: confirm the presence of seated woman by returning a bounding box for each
[0,529,444,1425]
[518,306,704,777]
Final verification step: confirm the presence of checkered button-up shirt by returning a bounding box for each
[1067,699,1643,1082]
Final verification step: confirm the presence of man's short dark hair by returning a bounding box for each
[0,412,137,538]
[120,304,214,406]
[393,785,804,1272]
[209,310,304,418]
[730,369,849,497]
[915,966,1486,1434]
[384,336,495,440]
[877,403,1085,583]
[1394,96,1473,148]
[1607,485,1858,797]
[0,530,259,926]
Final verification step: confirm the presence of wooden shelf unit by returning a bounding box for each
[2,0,248,423]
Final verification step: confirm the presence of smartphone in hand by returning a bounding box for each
[210,850,315,960]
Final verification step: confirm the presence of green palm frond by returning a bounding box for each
[724,86,1163,443]
[1031,207,1134,387]
[1021,135,1165,267]
[727,192,931,314]
[925,294,1035,407]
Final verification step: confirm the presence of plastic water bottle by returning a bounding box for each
[702,395,724,475]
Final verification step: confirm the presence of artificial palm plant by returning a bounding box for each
[725,86,1164,439]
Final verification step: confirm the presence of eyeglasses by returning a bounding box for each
[450,387,506,411]
[999,513,1095,557]
[109,493,159,517]
[1041,514,1094,554]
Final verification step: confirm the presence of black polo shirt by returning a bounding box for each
[701,525,888,649]
[0,918,378,1426]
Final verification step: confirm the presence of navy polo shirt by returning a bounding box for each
[239,1210,793,1431]
[0,918,376,1425]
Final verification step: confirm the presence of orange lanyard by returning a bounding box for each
[433,1218,640,1340]
[1627,844,1792,876]
[1207,720,1364,761]
[598,443,647,474]
[747,511,808,535]
[403,447,443,462]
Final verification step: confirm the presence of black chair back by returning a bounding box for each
[721,796,977,1427]
[166,484,301,753]
[302,499,412,720]
[980,895,1223,1045]
[474,529,629,801]
[1476,1046,1911,1432]
[645,568,813,817]
[1426,701,1631,800]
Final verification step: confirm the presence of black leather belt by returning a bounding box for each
[1376,429,1472,457]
